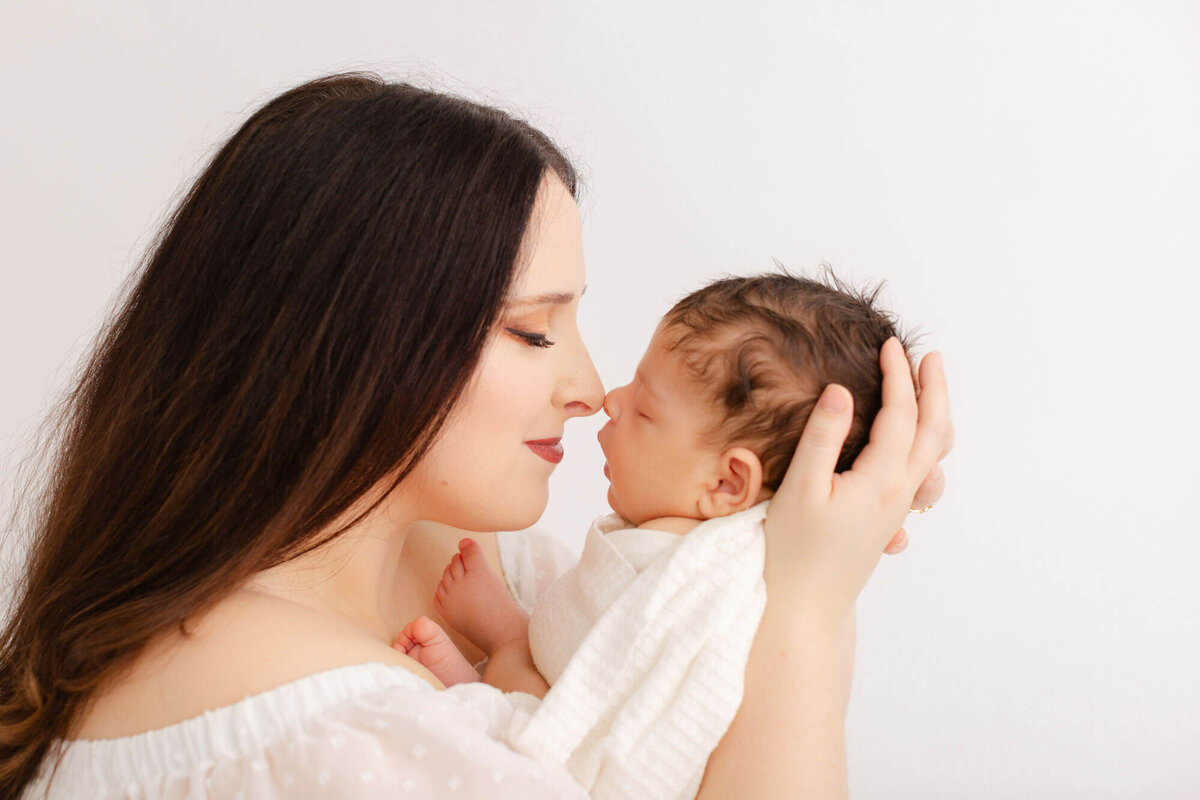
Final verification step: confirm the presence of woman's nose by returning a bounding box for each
[558,336,605,418]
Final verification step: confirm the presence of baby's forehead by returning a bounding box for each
[655,316,818,416]
[635,338,688,394]
[644,329,739,421]
[658,317,752,351]
[655,321,750,382]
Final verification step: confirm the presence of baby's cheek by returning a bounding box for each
[634,455,675,506]
[613,461,649,514]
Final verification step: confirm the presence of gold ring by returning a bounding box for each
[908,503,936,515]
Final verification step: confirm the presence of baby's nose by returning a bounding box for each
[602,392,619,420]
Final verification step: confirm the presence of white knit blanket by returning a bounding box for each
[508,501,770,800]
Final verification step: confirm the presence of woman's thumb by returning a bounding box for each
[777,384,854,500]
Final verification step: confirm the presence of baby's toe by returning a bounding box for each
[457,538,488,573]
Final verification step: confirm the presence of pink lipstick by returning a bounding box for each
[526,437,564,464]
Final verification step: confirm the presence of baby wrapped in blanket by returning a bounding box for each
[395,270,915,798]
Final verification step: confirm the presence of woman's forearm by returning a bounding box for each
[698,585,857,799]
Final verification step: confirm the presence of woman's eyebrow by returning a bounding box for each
[507,285,587,307]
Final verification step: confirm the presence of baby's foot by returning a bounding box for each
[434,538,531,655]
[393,616,480,687]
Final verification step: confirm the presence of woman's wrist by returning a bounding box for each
[762,533,860,628]
[699,595,856,799]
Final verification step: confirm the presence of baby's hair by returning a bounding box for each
[661,265,918,490]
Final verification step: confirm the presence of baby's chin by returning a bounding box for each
[605,484,623,518]
[607,485,677,528]
[605,484,640,525]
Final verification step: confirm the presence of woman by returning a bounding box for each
[0,73,950,798]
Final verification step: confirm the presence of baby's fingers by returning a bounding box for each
[394,623,418,652]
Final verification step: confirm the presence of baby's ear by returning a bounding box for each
[697,447,765,519]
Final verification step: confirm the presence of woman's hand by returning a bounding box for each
[763,338,953,617]
[882,461,946,554]
[700,340,952,800]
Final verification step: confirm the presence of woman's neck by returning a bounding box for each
[241,491,418,644]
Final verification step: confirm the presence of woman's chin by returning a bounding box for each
[458,486,548,532]
[432,509,540,533]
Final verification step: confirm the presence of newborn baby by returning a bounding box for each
[396,270,915,797]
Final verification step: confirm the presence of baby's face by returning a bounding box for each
[596,323,723,525]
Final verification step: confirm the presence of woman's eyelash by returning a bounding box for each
[505,327,556,348]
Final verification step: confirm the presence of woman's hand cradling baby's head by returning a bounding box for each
[763,339,952,617]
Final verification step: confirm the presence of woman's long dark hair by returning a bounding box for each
[0,71,577,796]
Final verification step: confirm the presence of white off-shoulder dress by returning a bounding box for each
[22,529,583,800]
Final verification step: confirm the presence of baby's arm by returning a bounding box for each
[478,635,550,698]
[394,614,548,697]
[434,538,549,698]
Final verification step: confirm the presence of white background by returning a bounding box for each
[3,2,1198,796]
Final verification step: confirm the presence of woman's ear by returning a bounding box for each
[696,447,765,519]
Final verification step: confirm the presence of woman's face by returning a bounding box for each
[407,175,604,531]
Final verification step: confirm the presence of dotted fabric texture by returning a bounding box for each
[24,663,586,799]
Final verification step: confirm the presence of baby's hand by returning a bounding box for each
[434,538,531,655]
[393,616,481,687]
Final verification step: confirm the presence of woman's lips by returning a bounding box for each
[525,438,564,464]
[603,461,611,479]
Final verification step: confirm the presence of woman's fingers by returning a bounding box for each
[910,463,946,511]
[883,529,908,555]
[884,465,943,557]
[908,351,953,474]
[852,337,919,481]
[890,351,951,546]
[775,384,855,502]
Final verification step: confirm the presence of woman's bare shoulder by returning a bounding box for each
[71,589,439,740]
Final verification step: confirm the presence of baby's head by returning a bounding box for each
[597,269,915,526]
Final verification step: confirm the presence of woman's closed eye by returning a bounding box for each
[505,327,556,349]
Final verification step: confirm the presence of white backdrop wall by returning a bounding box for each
[2,2,1197,796]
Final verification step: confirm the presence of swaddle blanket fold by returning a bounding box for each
[509,501,770,800]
